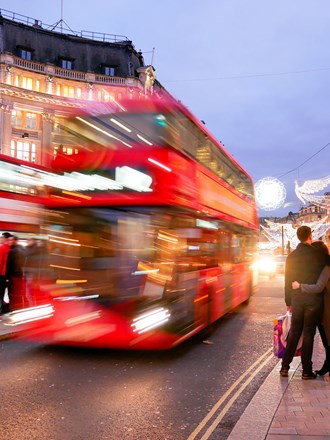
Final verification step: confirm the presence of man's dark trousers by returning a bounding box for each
[282,291,323,373]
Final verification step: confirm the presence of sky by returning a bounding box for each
[1,0,330,217]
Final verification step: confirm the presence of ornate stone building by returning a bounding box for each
[0,9,162,168]
[296,198,330,246]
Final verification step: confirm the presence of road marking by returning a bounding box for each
[187,347,274,440]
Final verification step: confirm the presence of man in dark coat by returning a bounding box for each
[281,225,328,379]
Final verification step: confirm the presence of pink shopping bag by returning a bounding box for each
[273,312,302,358]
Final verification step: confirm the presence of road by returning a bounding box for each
[0,275,286,440]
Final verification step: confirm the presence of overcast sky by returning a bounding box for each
[1,0,330,217]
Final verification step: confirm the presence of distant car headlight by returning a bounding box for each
[258,257,276,273]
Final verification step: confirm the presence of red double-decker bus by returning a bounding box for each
[5,96,259,349]
[0,153,46,234]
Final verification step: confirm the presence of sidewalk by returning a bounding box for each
[229,334,330,439]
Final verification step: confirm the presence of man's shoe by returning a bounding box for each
[315,361,330,376]
[302,372,317,380]
[280,368,289,377]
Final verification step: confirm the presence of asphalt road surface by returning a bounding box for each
[0,275,286,440]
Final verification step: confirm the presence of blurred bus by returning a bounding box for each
[0,153,46,235]
[4,96,259,349]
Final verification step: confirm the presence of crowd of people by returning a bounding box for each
[0,232,45,313]
[281,225,330,379]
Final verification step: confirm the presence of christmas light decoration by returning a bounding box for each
[295,174,330,207]
[261,217,330,250]
[255,177,286,211]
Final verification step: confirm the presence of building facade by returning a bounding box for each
[0,9,163,168]
[296,196,330,246]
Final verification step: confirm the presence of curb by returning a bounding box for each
[227,355,301,440]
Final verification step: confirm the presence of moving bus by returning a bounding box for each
[4,96,259,349]
[0,153,46,234]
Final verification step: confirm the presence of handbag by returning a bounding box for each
[273,311,303,358]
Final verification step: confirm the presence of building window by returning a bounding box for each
[60,59,73,69]
[26,113,37,129]
[12,110,23,127]
[12,110,38,129]
[20,48,33,60]
[14,74,20,87]
[63,85,75,98]
[11,140,37,162]
[103,66,117,76]
[22,76,33,90]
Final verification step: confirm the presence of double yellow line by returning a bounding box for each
[187,347,274,440]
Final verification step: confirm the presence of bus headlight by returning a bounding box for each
[131,307,170,334]
[3,305,54,326]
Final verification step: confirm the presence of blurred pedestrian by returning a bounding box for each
[280,226,328,380]
[292,241,330,378]
[6,235,26,311]
[0,232,12,313]
[24,237,43,306]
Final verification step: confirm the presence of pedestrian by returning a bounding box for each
[6,235,27,311]
[0,232,12,313]
[280,225,328,379]
[24,237,43,306]
[292,241,330,378]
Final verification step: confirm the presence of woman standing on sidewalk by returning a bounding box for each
[292,241,330,377]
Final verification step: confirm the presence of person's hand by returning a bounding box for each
[286,306,292,312]
[292,281,300,290]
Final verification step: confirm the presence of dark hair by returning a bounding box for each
[296,225,312,242]
[2,232,12,239]
[312,240,329,255]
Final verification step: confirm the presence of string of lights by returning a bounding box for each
[163,66,330,83]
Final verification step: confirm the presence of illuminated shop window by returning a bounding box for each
[11,140,37,162]
[35,80,40,92]
[76,87,82,98]
[56,84,61,96]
